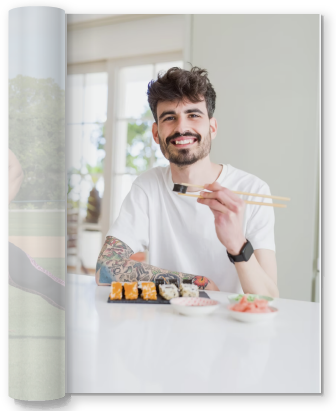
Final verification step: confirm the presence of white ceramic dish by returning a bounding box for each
[170,297,220,317]
[227,294,274,306]
[228,305,278,323]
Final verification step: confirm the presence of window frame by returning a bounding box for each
[67,50,184,244]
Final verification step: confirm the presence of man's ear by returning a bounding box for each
[209,117,218,140]
[152,122,159,144]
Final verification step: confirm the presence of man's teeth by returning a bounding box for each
[174,139,194,145]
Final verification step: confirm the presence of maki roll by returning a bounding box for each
[172,184,188,194]
[124,281,138,300]
[168,278,179,288]
[141,282,157,300]
[155,278,165,293]
[110,282,123,300]
[159,284,179,300]
[180,283,199,298]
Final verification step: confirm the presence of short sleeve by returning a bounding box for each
[245,183,276,252]
[106,183,149,253]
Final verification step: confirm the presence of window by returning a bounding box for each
[111,60,183,223]
[66,57,183,270]
[67,71,108,272]
[67,72,108,220]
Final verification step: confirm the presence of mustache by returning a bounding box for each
[165,132,201,145]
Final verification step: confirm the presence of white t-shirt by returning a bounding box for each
[107,164,275,293]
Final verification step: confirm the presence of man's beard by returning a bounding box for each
[158,129,212,168]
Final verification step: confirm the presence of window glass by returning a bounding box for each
[83,72,108,123]
[67,74,84,124]
[67,72,108,218]
[118,65,152,119]
[111,60,183,223]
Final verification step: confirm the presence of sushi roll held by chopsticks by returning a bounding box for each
[172,184,188,194]
[173,183,290,209]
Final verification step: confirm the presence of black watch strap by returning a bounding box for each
[227,239,254,264]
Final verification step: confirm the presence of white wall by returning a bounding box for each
[190,15,320,301]
[67,15,185,64]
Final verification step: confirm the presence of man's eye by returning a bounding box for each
[164,116,175,121]
[189,114,200,118]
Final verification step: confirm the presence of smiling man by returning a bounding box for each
[96,67,279,297]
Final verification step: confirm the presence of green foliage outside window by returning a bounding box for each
[126,107,155,175]
[9,76,65,209]
[67,122,105,212]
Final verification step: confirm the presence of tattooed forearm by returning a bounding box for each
[97,236,133,261]
[95,236,217,290]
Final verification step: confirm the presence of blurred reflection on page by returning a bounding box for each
[8,6,65,401]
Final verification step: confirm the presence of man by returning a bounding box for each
[96,67,279,297]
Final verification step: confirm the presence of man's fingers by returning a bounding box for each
[204,183,243,202]
[200,190,244,213]
[198,197,232,215]
[204,181,222,191]
[205,182,236,197]
[209,208,223,221]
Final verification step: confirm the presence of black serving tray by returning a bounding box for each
[107,291,210,305]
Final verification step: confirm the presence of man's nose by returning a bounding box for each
[173,115,190,135]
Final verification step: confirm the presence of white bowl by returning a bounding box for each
[228,305,278,323]
[227,294,274,306]
[170,297,220,317]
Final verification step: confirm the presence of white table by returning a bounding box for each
[67,274,321,394]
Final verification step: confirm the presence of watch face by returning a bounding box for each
[227,240,254,264]
[241,240,254,261]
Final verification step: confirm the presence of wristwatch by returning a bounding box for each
[227,239,254,264]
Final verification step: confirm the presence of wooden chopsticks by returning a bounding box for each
[179,183,290,208]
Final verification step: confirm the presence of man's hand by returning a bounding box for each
[197,182,246,255]
[197,183,279,298]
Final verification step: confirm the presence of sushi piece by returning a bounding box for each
[173,184,188,194]
[141,282,157,300]
[180,283,199,297]
[110,282,123,300]
[168,278,179,288]
[159,284,179,300]
[155,278,165,293]
[124,281,138,300]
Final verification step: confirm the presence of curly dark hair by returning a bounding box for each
[147,66,216,123]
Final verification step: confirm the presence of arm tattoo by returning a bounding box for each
[96,236,214,289]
